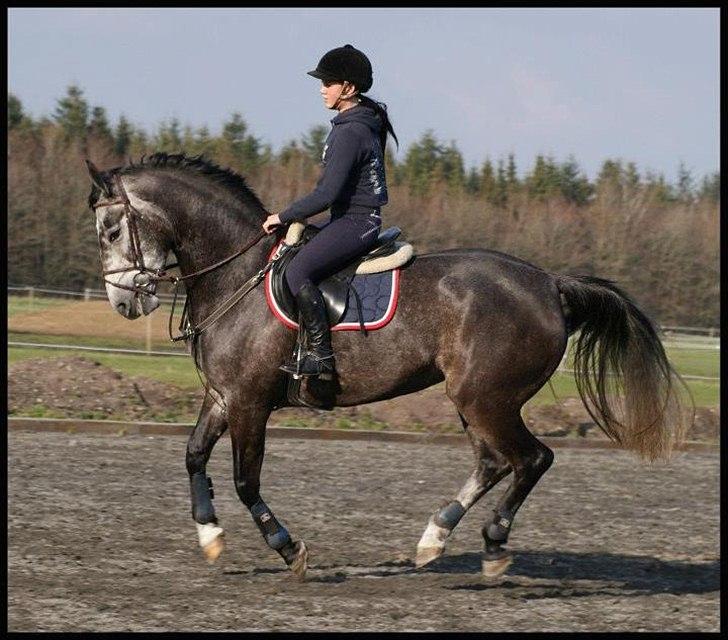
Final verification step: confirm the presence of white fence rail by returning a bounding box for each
[8,284,185,304]
[8,341,189,357]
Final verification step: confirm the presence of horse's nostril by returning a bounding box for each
[117,302,127,314]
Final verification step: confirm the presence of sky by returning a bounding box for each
[8,7,720,182]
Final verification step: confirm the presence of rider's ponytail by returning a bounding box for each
[359,94,399,153]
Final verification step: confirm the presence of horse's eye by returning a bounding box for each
[109,228,121,243]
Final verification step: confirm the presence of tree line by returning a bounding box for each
[8,85,719,327]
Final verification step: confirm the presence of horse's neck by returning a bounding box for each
[163,187,275,320]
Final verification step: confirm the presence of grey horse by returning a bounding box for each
[86,153,690,580]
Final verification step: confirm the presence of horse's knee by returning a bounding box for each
[234,479,260,508]
[186,448,206,475]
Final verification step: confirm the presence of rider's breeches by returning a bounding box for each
[285,212,381,296]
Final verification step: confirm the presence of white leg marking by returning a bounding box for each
[418,517,451,549]
[196,522,225,563]
[196,522,224,548]
[415,516,451,568]
[456,471,485,510]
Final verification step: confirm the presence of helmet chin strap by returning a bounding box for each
[331,81,358,111]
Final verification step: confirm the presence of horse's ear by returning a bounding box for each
[85,159,112,197]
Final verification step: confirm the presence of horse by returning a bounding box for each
[85,153,690,580]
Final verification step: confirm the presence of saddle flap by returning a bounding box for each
[270,242,350,326]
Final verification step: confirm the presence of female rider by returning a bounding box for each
[262,44,398,379]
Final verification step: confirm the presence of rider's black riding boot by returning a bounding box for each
[280,282,336,378]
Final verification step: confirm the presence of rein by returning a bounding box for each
[92,172,276,342]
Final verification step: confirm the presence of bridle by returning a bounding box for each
[91,173,173,295]
[91,172,279,343]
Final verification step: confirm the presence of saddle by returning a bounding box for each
[269,222,414,326]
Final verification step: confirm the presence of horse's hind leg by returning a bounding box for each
[186,395,228,563]
[415,413,511,568]
[468,410,554,579]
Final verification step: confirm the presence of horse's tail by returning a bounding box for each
[555,274,693,461]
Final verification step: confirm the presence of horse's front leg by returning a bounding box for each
[186,395,228,563]
[229,400,308,579]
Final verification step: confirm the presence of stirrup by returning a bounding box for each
[281,352,335,380]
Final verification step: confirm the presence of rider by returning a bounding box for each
[262,44,398,378]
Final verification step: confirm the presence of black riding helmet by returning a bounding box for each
[307,44,373,94]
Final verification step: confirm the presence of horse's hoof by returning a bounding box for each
[289,541,308,580]
[415,545,444,569]
[482,552,513,579]
[202,534,225,564]
[196,522,224,564]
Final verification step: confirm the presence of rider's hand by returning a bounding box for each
[262,213,283,234]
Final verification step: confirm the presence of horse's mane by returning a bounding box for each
[119,152,267,216]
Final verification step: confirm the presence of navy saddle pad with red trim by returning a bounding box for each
[264,242,401,332]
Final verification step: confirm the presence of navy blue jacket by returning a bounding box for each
[278,104,388,224]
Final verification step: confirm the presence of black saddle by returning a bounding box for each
[271,225,403,326]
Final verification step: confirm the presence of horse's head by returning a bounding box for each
[85,160,168,319]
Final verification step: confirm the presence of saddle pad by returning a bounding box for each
[265,267,400,331]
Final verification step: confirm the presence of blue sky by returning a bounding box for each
[8,7,719,182]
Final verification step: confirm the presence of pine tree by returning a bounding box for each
[156,118,182,152]
[129,129,149,158]
[526,155,550,199]
[300,124,329,163]
[596,159,623,202]
[53,84,89,140]
[558,156,593,205]
[222,112,261,171]
[624,162,640,192]
[506,153,519,189]
[89,106,113,142]
[193,125,215,156]
[114,115,134,157]
[676,161,694,201]
[441,141,465,190]
[403,130,441,195]
[494,158,508,206]
[465,166,480,194]
[645,171,675,203]
[480,158,496,201]
[698,172,720,202]
[8,93,25,129]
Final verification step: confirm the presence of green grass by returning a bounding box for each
[8,347,203,389]
[550,341,719,406]
[560,343,718,378]
[8,331,185,353]
[7,296,71,317]
[663,345,720,378]
[527,370,717,408]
